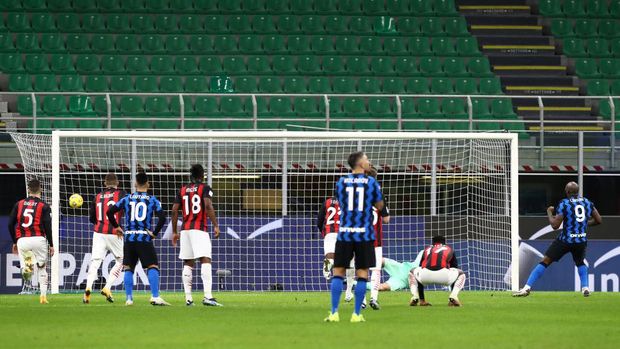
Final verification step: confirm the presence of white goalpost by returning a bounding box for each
[11,131,519,294]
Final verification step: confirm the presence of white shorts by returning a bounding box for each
[373,247,383,270]
[323,233,337,256]
[17,236,48,267]
[91,232,123,260]
[179,230,212,260]
[414,267,460,286]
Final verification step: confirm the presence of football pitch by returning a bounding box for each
[0,291,618,349]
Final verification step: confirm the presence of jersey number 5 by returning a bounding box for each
[345,187,364,212]
[21,208,34,228]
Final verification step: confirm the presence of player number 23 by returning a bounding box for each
[345,187,364,212]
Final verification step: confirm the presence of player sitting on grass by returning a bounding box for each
[171,164,223,307]
[8,179,54,304]
[513,181,602,298]
[84,173,125,304]
[107,172,169,306]
[409,235,466,307]
[325,151,384,323]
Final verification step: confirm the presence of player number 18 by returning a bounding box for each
[345,187,364,212]
[183,194,201,215]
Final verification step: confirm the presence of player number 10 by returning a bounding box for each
[129,201,147,222]
[346,187,364,212]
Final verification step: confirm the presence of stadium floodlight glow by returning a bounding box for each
[11,131,519,294]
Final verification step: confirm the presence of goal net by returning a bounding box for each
[11,131,519,294]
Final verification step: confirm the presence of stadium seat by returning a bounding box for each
[110,76,134,92]
[171,0,194,11]
[575,58,601,78]
[33,74,58,91]
[323,56,345,74]
[336,36,360,54]
[382,77,405,93]
[120,96,146,117]
[107,14,131,32]
[253,15,277,33]
[175,56,198,74]
[564,0,586,17]
[247,56,271,74]
[430,77,453,94]
[126,56,149,74]
[238,35,263,54]
[397,17,420,35]
[25,54,49,73]
[360,36,382,54]
[433,37,456,56]
[454,78,478,94]
[116,35,141,53]
[7,13,30,31]
[16,33,39,52]
[326,15,347,33]
[418,98,441,117]
[223,56,247,74]
[563,38,587,57]
[419,57,443,76]
[445,17,469,36]
[574,19,598,37]
[50,54,75,73]
[610,80,620,95]
[76,55,100,73]
[393,57,417,76]
[69,95,97,117]
[142,35,165,53]
[407,77,430,94]
[442,98,467,120]
[160,76,184,92]
[59,75,84,92]
[491,99,518,119]
[599,20,620,38]
[48,0,72,10]
[17,95,43,117]
[471,98,491,118]
[156,14,178,33]
[611,0,620,17]
[278,15,301,33]
[333,77,357,93]
[170,95,195,118]
[135,76,159,92]
[311,36,334,53]
[93,95,120,118]
[456,37,481,56]
[145,96,171,119]
[587,38,611,57]
[551,19,574,37]
[185,76,209,92]
[166,35,189,53]
[308,77,331,93]
[213,35,237,52]
[384,37,408,55]
[283,77,306,93]
[40,34,64,52]
[32,13,56,32]
[479,77,503,95]
[91,35,115,53]
[286,35,310,53]
[273,55,296,74]
[539,0,562,16]
[444,57,468,76]
[85,76,108,92]
[599,98,620,119]
[228,15,252,33]
[100,55,124,75]
[258,76,282,92]
[1,53,23,73]
[98,0,122,11]
[297,55,320,74]
[357,77,381,93]
[180,15,203,33]
[587,79,610,95]
[190,35,213,53]
[0,33,14,51]
[370,57,394,75]
[468,57,493,77]
[199,56,222,74]
[73,0,98,12]
[65,34,89,52]
[346,56,369,75]
[151,56,175,74]
[221,96,249,116]
[599,58,620,77]
[132,15,155,33]
[586,0,609,16]
[8,74,31,91]
[421,18,444,36]
[234,77,257,92]
[350,16,373,34]
[43,96,68,117]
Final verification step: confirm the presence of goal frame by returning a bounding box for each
[50,130,520,293]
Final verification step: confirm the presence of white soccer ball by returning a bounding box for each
[69,194,84,209]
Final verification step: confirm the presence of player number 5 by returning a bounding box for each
[21,208,34,228]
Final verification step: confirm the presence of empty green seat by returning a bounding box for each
[323,56,345,74]
[294,97,321,117]
[145,96,171,117]
[444,57,468,76]
[110,76,134,91]
[132,15,155,33]
[418,98,441,117]
[412,0,434,14]
[190,35,213,52]
[454,78,478,94]
[479,78,503,94]
[98,0,122,11]
[48,0,72,10]
[599,98,620,119]
[93,96,121,118]
[300,15,324,33]
[291,0,313,13]
[25,54,49,73]
[333,77,356,93]
[431,77,453,94]
[599,58,620,77]
[610,80,620,95]
[539,0,562,16]
[223,56,246,74]
[336,36,360,54]
[397,17,420,34]
[587,79,609,95]
[65,34,89,52]
[73,0,98,11]
[468,57,493,77]
[185,76,209,92]
[421,18,444,36]
[229,16,252,33]
[563,38,587,57]
[287,35,310,53]
[180,15,203,33]
[43,96,68,121]
[326,15,347,33]
[40,34,64,52]
[298,55,321,74]
[234,77,257,92]
[308,77,331,93]
[142,35,165,53]
[419,57,442,76]
[442,98,466,118]
[16,33,39,51]
[60,75,84,91]
[471,98,491,118]
[170,95,195,118]
[9,74,32,91]
[456,37,480,56]
[85,76,108,92]
[156,15,178,33]
[445,17,469,36]
[120,96,146,116]
[283,77,306,93]
[175,56,198,74]
[384,37,408,55]
[395,57,418,75]
[1,54,22,72]
[586,0,608,16]
[107,14,131,32]
[17,95,43,116]
[166,35,189,53]
[247,56,271,74]
[76,55,100,73]
[383,77,405,93]
[350,16,373,34]
[199,56,222,74]
[258,76,282,92]
[50,54,75,73]
[7,13,30,31]
[116,35,141,53]
[91,35,115,53]
[370,57,394,75]
[311,36,334,53]
[278,15,301,33]
[194,97,219,117]
[238,35,262,53]
[126,56,149,74]
[171,0,194,11]
[368,98,395,128]
[406,77,429,93]
[409,37,432,55]
[360,36,382,53]
[269,97,294,117]
[204,15,226,32]
[273,55,296,74]
[587,38,610,57]
[32,14,56,32]
[34,74,58,91]
[564,0,586,17]
[151,56,174,74]
[491,99,517,118]
[253,15,277,33]
[160,76,184,92]
[574,19,598,37]
[611,0,620,17]
[575,58,600,78]
[347,56,370,74]
[339,0,363,13]
[214,35,237,52]
[221,96,249,116]
[357,77,381,93]
[135,76,159,92]
[342,97,367,119]
[551,19,573,37]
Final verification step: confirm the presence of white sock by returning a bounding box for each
[449,274,466,299]
[370,268,380,301]
[182,265,193,301]
[345,268,355,296]
[104,258,123,290]
[409,271,419,299]
[86,258,102,291]
[38,266,48,297]
[201,263,213,299]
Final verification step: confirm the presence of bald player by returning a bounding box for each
[513,182,602,297]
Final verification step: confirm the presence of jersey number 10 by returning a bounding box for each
[574,205,586,223]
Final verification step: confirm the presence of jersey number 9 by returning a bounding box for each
[574,205,586,223]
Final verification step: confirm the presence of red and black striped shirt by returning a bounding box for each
[175,182,214,232]
[317,197,340,237]
[90,188,125,234]
[421,243,458,271]
[8,196,52,245]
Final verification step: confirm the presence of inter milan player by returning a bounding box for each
[325,151,384,323]
[409,235,466,306]
[83,173,125,304]
[513,181,602,297]
[171,164,222,307]
[8,179,54,304]
[107,172,169,306]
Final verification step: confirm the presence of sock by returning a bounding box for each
[577,265,589,289]
[525,262,548,289]
[370,268,380,301]
[182,265,193,301]
[345,268,355,296]
[86,258,102,291]
[449,274,466,299]
[330,276,344,314]
[147,268,160,298]
[409,271,419,299]
[103,258,123,290]
[38,266,48,297]
[124,270,134,301]
[201,263,213,299]
[354,278,367,315]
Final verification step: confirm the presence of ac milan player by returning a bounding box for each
[171,164,222,307]
[8,179,54,304]
[366,167,390,311]
[84,173,125,304]
[408,235,466,307]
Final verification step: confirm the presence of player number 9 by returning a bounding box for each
[574,205,586,223]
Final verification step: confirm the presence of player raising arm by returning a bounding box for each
[325,151,384,323]
[8,179,54,304]
[83,173,125,304]
[107,172,169,306]
[171,164,222,307]
[409,235,466,307]
[513,181,602,297]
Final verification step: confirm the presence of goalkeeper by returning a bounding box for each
[366,253,423,292]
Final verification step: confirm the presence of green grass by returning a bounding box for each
[0,291,618,349]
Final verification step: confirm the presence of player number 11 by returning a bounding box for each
[346,187,364,212]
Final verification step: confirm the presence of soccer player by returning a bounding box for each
[83,173,125,304]
[171,164,223,307]
[325,151,384,323]
[409,235,466,307]
[513,181,602,297]
[107,172,169,306]
[366,255,423,293]
[366,166,390,310]
[8,178,54,304]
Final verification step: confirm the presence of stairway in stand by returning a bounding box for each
[458,0,602,132]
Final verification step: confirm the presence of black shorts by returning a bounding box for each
[333,240,376,270]
[545,239,587,265]
[123,241,159,270]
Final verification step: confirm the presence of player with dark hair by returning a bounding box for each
[513,181,602,297]
[171,164,222,307]
[107,172,169,306]
[325,151,384,323]
[84,173,125,304]
[8,178,54,304]
[409,235,466,307]
[317,196,340,280]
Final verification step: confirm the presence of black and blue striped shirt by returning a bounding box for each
[556,196,595,244]
[335,173,383,242]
